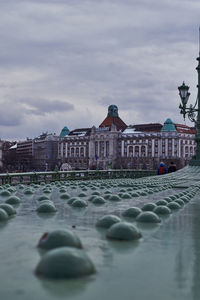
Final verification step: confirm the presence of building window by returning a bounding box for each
[129,146,133,157]
[135,146,139,157]
[80,147,84,157]
[106,141,109,157]
[95,142,98,156]
[141,146,146,157]
[76,147,79,157]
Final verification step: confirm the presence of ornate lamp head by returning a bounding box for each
[178,81,190,105]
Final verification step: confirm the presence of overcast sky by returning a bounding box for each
[0,0,200,140]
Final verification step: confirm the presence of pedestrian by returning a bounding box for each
[168,161,177,173]
[157,162,168,175]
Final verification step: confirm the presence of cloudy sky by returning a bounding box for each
[0,0,200,140]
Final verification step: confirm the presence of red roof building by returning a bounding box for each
[99,104,127,131]
[99,116,127,131]
[174,124,196,134]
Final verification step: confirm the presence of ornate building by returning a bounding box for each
[58,105,196,170]
[2,133,59,172]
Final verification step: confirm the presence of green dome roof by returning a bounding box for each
[161,118,176,132]
[60,126,70,137]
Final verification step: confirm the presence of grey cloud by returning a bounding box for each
[0,0,199,139]
[0,100,24,126]
[14,98,75,115]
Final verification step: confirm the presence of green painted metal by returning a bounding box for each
[178,33,200,165]
[59,126,70,137]
[0,169,156,185]
[107,104,119,117]
[161,118,176,132]
[0,165,200,300]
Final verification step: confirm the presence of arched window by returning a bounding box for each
[95,142,98,156]
[76,147,79,157]
[71,148,74,157]
[135,146,139,157]
[129,146,133,157]
[185,146,189,157]
[80,147,84,157]
[141,146,146,157]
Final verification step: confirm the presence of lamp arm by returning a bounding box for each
[179,101,198,123]
[179,105,198,113]
[188,108,197,125]
[193,94,198,109]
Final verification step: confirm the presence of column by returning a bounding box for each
[97,142,100,157]
[183,145,185,158]
[172,139,175,157]
[60,142,63,158]
[158,139,161,157]
[121,140,124,157]
[178,139,181,157]
[165,138,168,158]
[152,139,155,157]
[104,141,106,157]
[65,143,68,158]
[145,146,148,157]
[139,146,141,157]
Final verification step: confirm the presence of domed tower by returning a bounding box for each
[99,105,127,131]
[59,126,70,138]
[161,118,177,132]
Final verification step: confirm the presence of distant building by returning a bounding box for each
[33,133,59,171]
[2,105,196,172]
[16,139,34,171]
[3,133,60,172]
[58,128,90,170]
[1,141,16,172]
[59,105,196,170]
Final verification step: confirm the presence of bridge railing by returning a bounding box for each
[0,169,156,185]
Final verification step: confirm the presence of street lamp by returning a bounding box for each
[178,32,200,165]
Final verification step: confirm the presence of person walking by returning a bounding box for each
[157,162,168,175]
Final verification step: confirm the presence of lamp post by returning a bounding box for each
[178,34,200,166]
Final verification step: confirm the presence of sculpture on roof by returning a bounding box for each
[107,105,119,117]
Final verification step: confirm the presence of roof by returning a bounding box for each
[174,124,196,134]
[131,123,162,132]
[161,118,177,132]
[123,128,142,134]
[69,128,91,136]
[99,116,127,131]
[60,126,70,138]
[9,144,17,149]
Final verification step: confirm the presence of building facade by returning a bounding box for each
[33,133,59,171]
[58,105,196,170]
[3,133,59,172]
[1,105,196,172]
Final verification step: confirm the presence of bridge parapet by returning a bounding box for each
[0,169,156,185]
